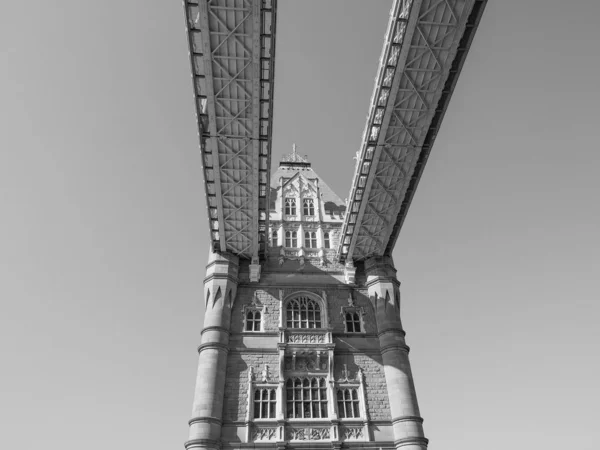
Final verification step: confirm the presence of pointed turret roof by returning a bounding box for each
[270,145,345,211]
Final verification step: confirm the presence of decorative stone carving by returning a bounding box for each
[252,426,278,441]
[341,427,363,440]
[249,256,261,282]
[338,364,362,383]
[261,364,270,382]
[286,427,330,441]
[284,352,327,371]
[286,333,325,344]
[347,291,355,307]
[344,262,356,285]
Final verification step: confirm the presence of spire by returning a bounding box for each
[280,143,310,166]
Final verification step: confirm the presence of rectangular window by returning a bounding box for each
[246,310,262,332]
[286,377,328,418]
[254,388,277,418]
[345,312,361,333]
[323,232,330,249]
[337,388,360,418]
[304,231,317,248]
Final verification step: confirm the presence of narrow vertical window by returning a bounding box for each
[345,312,361,333]
[337,388,360,418]
[272,229,278,245]
[246,310,261,332]
[323,232,330,249]
[254,388,277,418]
[285,198,296,215]
[303,198,315,216]
[304,231,317,248]
[285,230,298,247]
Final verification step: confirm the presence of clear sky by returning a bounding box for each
[1,1,599,449]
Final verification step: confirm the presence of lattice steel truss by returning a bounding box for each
[184,0,277,259]
[338,0,486,263]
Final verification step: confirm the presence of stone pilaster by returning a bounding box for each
[365,256,428,450]
[186,252,239,450]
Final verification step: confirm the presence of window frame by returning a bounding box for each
[286,296,323,329]
[336,387,361,419]
[253,386,278,419]
[340,306,365,334]
[302,198,315,216]
[284,197,297,216]
[285,230,298,248]
[245,309,263,332]
[304,231,317,248]
[285,376,328,419]
[323,231,330,249]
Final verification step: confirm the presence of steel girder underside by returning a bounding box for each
[338,0,487,263]
[184,0,276,259]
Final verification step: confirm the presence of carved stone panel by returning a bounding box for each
[284,352,328,372]
[252,426,278,442]
[341,426,364,440]
[286,427,330,441]
[286,332,325,344]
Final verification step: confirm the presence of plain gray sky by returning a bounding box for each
[1,1,599,449]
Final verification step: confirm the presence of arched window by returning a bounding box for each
[285,198,296,215]
[286,296,322,328]
[303,198,314,216]
[337,388,360,418]
[323,232,330,249]
[304,231,317,248]
[254,388,276,418]
[285,230,297,247]
[286,377,328,418]
[345,312,361,333]
[246,310,262,332]
[272,229,278,245]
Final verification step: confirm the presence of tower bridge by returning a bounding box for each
[182,1,486,449]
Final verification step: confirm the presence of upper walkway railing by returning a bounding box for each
[338,0,487,263]
[184,0,277,260]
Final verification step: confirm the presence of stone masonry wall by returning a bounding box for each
[334,352,391,421]
[223,351,280,422]
[231,287,280,332]
[225,285,391,423]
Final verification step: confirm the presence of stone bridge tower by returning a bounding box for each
[186,151,427,450]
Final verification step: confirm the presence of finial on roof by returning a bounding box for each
[281,143,309,165]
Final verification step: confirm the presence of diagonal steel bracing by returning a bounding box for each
[338,0,487,263]
[184,0,277,259]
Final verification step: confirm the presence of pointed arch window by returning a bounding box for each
[304,231,317,248]
[303,198,315,216]
[337,388,360,418]
[286,296,322,329]
[285,230,297,247]
[254,388,277,419]
[323,232,330,249]
[285,198,296,215]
